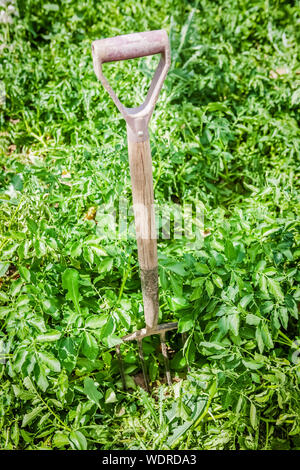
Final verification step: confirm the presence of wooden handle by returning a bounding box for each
[127,133,158,330]
[92,30,169,64]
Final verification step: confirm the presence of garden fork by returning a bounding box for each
[92,30,177,390]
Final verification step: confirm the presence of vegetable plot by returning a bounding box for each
[0,0,299,450]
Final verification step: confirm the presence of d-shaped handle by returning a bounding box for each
[92,29,170,142]
[92,31,171,331]
[92,30,169,63]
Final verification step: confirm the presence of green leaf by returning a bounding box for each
[19,266,31,282]
[116,374,136,390]
[70,242,82,258]
[279,307,288,329]
[34,239,47,257]
[23,376,35,392]
[53,432,69,448]
[38,352,61,372]
[225,240,236,261]
[228,312,239,336]
[22,407,43,427]
[200,341,225,351]
[160,268,168,290]
[0,306,11,318]
[149,360,159,382]
[256,327,264,354]
[58,337,77,372]
[14,349,28,373]
[259,275,269,296]
[260,323,274,349]
[86,315,107,329]
[100,317,115,340]
[170,273,183,297]
[267,278,284,302]
[69,430,87,450]
[105,388,117,404]
[242,359,264,370]
[37,370,49,392]
[102,351,112,367]
[0,291,9,302]
[36,330,61,342]
[205,279,214,297]
[211,239,224,252]
[195,263,210,274]
[218,315,229,335]
[42,298,59,317]
[165,263,186,276]
[271,309,281,330]
[106,334,122,348]
[89,244,107,258]
[81,331,98,360]
[246,314,261,325]
[83,377,103,405]
[43,3,60,12]
[10,278,23,296]
[166,399,207,448]
[190,286,202,301]
[212,274,223,289]
[0,262,10,277]
[250,403,257,429]
[291,88,300,106]
[170,296,188,311]
[178,313,194,333]
[256,260,266,272]
[98,257,113,273]
[170,351,187,370]
[240,294,253,309]
[62,268,81,315]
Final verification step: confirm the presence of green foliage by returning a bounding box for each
[0,0,299,451]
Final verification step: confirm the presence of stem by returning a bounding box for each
[31,382,71,432]
[117,254,132,303]
[278,330,294,345]
[205,412,230,422]
[0,196,24,253]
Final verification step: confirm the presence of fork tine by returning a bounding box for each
[138,339,150,392]
[160,332,172,386]
[182,332,191,373]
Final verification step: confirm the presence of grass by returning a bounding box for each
[0,0,299,450]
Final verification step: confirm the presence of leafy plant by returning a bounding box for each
[0,0,299,450]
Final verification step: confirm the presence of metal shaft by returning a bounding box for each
[160,332,172,386]
[138,340,149,392]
